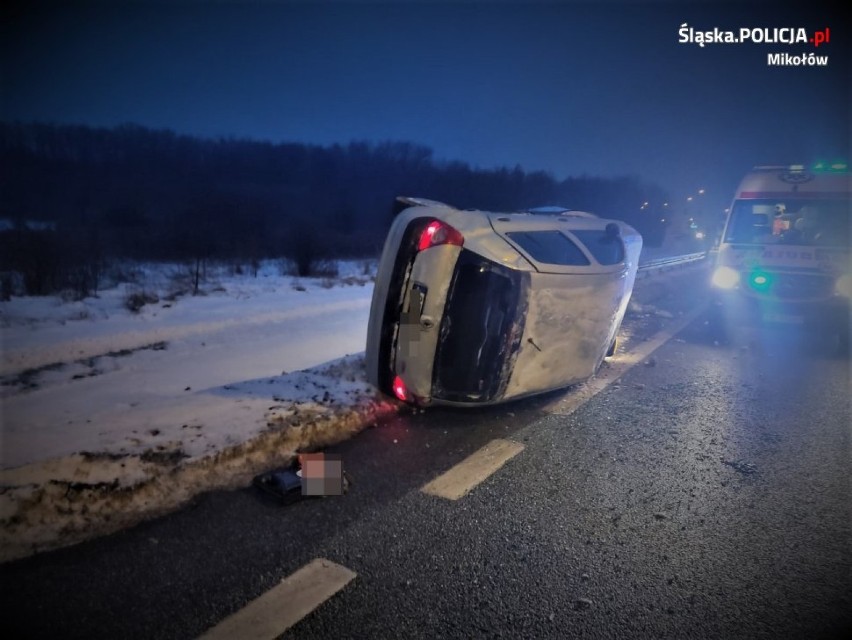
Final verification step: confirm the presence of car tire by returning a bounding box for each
[605,337,617,358]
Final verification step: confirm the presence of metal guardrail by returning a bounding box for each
[638,251,708,273]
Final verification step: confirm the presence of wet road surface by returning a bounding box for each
[2,270,849,639]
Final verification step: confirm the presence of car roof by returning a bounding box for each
[486,211,603,230]
[396,196,607,229]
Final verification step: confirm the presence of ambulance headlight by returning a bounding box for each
[712,266,740,289]
[836,274,852,298]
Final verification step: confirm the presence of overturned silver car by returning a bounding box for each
[366,197,643,407]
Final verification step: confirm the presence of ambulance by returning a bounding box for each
[710,163,851,349]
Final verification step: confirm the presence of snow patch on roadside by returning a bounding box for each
[1,261,392,562]
[0,353,398,563]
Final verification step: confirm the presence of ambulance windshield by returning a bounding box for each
[724,199,850,247]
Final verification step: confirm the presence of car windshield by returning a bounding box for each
[724,198,850,247]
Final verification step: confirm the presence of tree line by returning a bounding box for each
[0,121,669,297]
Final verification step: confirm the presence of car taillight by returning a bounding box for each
[417,220,464,252]
[392,375,409,402]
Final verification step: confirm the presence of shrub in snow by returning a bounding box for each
[360,260,377,277]
[103,263,145,288]
[1,272,17,300]
[278,256,339,278]
[124,290,159,313]
[312,259,339,278]
[278,258,296,277]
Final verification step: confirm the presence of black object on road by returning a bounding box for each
[252,459,353,505]
[252,467,306,505]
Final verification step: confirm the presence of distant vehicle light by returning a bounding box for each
[712,266,740,289]
[836,274,852,298]
[392,375,409,402]
[418,220,464,252]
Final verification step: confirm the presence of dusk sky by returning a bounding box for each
[2,0,849,217]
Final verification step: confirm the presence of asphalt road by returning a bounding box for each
[2,269,850,640]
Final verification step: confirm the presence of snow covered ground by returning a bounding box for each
[1,260,382,467]
[0,260,399,561]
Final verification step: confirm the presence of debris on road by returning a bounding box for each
[253,451,352,505]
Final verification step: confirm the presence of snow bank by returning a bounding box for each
[0,354,397,563]
[1,260,397,562]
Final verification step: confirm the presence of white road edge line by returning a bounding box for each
[197,558,357,640]
[544,304,708,416]
[421,438,526,500]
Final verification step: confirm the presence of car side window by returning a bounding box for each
[570,230,625,265]
[505,230,590,266]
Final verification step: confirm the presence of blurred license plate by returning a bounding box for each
[763,312,804,324]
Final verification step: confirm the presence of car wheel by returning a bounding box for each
[605,337,617,358]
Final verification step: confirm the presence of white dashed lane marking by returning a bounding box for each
[197,558,356,640]
[421,438,525,500]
